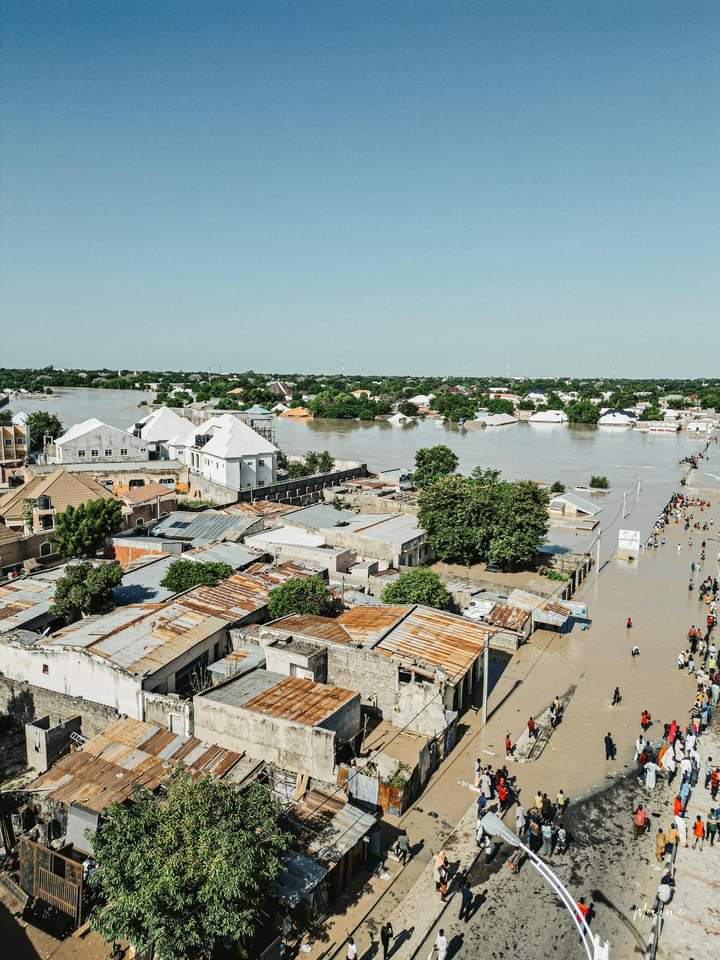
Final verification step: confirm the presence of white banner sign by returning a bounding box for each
[618,528,641,552]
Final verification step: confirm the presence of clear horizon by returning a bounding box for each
[2,1,719,376]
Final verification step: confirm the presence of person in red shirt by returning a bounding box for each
[641,710,651,731]
[504,733,514,757]
[633,804,648,838]
[673,796,683,817]
[527,717,538,739]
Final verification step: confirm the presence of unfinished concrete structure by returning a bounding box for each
[193,670,361,782]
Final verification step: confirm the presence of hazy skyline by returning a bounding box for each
[1,1,719,376]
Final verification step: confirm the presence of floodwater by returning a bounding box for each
[12,387,711,558]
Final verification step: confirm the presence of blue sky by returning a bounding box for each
[1,1,718,376]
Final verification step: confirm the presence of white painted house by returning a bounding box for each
[48,419,149,464]
[168,414,277,491]
[129,406,195,458]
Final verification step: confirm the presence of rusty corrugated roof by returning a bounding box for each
[336,606,410,645]
[28,717,244,812]
[375,606,492,680]
[242,675,357,725]
[486,603,531,631]
[272,614,354,645]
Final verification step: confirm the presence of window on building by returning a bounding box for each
[104,449,112,457]
[39,541,54,557]
[136,517,145,528]
[42,664,49,675]
[161,478,174,485]
[91,449,99,457]
[120,448,128,456]
[258,459,265,466]
[257,480,265,487]
[77,450,86,457]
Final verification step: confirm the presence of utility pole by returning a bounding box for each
[595,531,602,583]
[482,639,490,725]
[622,491,627,519]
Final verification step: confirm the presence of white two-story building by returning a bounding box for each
[167,414,277,492]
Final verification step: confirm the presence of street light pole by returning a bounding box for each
[479,812,609,960]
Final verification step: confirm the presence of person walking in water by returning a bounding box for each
[612,687,622,706]
[605,732,616,760]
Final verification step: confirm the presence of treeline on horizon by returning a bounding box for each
[1,367,718,423]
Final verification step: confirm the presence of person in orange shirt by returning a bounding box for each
[673,796,683,818]
[633,804,648,839]
[576,897,590,924]
[692,815,705,850]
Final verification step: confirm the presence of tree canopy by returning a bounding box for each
[53,498,124,558]
[160,559,233,593]
[90,771,289,960]
[413,445,459,488]
[565,399,600,424]
[27,411,63,451]
[381,568,454,611]
[418,469,549,570]
[267,574,338,619]
[0,409,13,426]
[50,561,123,619]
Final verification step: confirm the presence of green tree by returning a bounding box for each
[398,401,419,418]
[418,470,548,570]
[639,405,662,421]
[487,398,514,415]
[566,399,600,424]
[53,498,124,558]
[50,562,123,618]
[90,771,289,960]
[413,445,459,488]
[550,480,566,493]
[488,481,549,569]
[267,575,338,619]
[432,393,477,422]
[381,569,454,611]
[0,409,13,426]
[286,460,311,479]
[589,475,609,489]
[27,411,63,451]
[160,560,233,593]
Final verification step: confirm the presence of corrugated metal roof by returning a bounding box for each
[151,510,257,543]
[272,614,354,645]
[486,602,531,632]
[336,606,410,646]
[28,717,244,812]
[242,676,357,725]
[0,575,55,632]
[376,606,491,680]
[290,789,376,865]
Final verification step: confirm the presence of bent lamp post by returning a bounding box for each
[479,812,609,960]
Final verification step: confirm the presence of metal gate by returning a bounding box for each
[19,837,84,927]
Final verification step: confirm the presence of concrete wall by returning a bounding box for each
[0,641,143,717]
[185,472,239,505]
[0,531,56,574]
[192,693,360,782]
[143,691,193,735]
[256,541,356,575]
[394,682,449,737]
[25,714,82,773]
[264,645,328,682]
[236,465,369,504]
[0,675,121,737]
